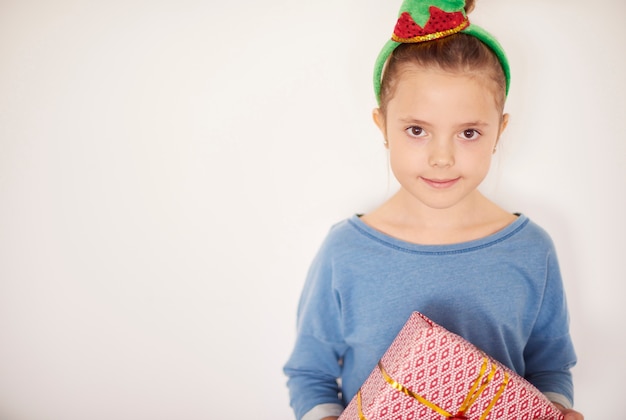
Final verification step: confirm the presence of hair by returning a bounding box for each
[378,33,507,115]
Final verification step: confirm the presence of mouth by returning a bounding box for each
[421,177,460,189]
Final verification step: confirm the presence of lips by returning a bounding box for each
[421,177,460,189]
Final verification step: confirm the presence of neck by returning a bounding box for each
[362,189,514,245]
[390,188,491,229]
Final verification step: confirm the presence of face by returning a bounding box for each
[374,65,508,212]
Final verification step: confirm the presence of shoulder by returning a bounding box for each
[318,215,368,248]
[512,216,556,249]
[499,216,563,271]
[309,215,399,274]
[309,216,365,261]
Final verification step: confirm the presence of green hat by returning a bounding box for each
[373,0,510,104]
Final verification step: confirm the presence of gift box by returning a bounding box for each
[339,312,563,420]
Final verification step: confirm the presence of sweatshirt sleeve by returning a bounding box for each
[523,241,577,406]
[283,235,348,420]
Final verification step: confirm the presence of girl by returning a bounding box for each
[284,1,583,419]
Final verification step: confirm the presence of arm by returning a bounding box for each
[284,240,347,420]
[524,242,579,414]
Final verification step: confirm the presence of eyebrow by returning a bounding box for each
[459,120,490,128]
[399,118,430,125]
[398,118,491,128]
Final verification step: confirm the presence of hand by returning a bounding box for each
[554,403,584,420]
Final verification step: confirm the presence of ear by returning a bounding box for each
[498,113,509,137]
[495,113,509,149]
[372,108,388,147]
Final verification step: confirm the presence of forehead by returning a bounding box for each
[387,65,502,118]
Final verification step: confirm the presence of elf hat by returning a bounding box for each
[373,0,510,104]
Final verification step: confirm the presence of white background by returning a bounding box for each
[0,0,623,419]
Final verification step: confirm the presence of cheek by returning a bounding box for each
[388,149,404,172]
[461,148,494,177]
[387,143,432,183]
[388,145,416,175]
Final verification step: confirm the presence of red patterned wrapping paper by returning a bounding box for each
[339,312,564,420]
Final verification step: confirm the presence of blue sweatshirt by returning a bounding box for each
[284,214,576,420]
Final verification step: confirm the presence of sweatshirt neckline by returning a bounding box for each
[347,214,529,255]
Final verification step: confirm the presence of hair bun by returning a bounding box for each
[465,0,475,14]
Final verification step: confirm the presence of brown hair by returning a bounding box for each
[378,33,507,115]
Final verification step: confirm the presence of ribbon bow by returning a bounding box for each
[357,356,509,420]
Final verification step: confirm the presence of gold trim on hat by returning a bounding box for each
[392,18,469,43]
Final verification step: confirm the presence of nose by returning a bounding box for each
[428,138,455,168]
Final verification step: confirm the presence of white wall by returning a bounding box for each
[0,0,623,419]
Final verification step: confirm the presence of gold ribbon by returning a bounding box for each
[392,18,470,43]
[357,356,509,420]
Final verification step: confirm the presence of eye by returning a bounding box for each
[460,129,480,141]
[406,126,426,138]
